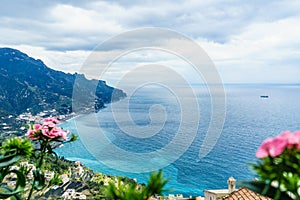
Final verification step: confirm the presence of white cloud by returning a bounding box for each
[200,17,300,83]
[6,45,90,73]
[49,4,124,35]
[0,0,299,84]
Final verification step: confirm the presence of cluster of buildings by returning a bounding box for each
[62,189,87,199]
[0,115,18,138]
[4,160,90,200]
[47,161,89,199]
[16,109,72,124]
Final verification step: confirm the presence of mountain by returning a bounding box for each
[0,47,126,116]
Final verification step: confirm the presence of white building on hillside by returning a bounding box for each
[62,189,86,199]
[62,189,76,199]
[204,177,236,200]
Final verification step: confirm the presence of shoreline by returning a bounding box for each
[62,108,97,123]
[61,96,127,123]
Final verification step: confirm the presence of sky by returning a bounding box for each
[0,0,300,85]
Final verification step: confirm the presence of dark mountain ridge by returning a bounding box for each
[0,47,126,116]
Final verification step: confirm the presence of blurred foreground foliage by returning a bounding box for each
[105,170,168,200]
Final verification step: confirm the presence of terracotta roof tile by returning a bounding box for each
[222,187,273,200]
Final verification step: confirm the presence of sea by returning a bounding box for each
[55,84,300,197]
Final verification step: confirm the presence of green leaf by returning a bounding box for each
[0,186,18,198]
[0,169,26,198]
[145,170,169,197]
[32,169,46,191]
[10,169,26,192]
[0,154,21,168]
[1,137,33,157]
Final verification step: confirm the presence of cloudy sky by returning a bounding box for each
[0,0,300,85]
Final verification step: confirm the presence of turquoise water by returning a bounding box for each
[56,84,300,196]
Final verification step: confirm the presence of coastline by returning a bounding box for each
[62,95,127,123]
[63,107,99,122]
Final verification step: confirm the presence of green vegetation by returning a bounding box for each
[1,137,33,157]
[0,138,32,199]
[105,170,168,200]
[0,47,126,117]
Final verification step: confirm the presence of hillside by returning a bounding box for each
[0,47,126,116]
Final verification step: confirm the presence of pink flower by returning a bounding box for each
[26,129,40,140]
[256,136,287,158]
[43,118,60,130]
[277,130,296,148]
[256,138,273,158]
[293,131,300,151]
[277,130,300,149]
[33,124,42,130]
[42,126,67,139]
[43,117,60,124]
[54,127,68,139]
[26,117,68,141]
[26,124,44,140]
[41,127,52,138]
[43,121,56,128]
[293,131,300,143]
[268,137,287,157]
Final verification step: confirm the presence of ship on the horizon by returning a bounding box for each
[260,95,269,98]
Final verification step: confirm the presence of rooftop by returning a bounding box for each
[222,187,273,200]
